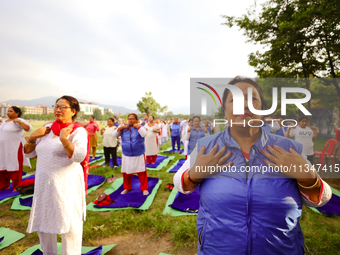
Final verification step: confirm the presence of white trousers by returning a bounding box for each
[37,184,83,255]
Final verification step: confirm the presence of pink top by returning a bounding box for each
[86,122,99,136]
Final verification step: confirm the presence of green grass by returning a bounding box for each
[3,127,340,254]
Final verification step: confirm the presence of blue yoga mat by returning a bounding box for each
[89,156,103,163]
[0,175,35,201]
[165,149,184,154]
[169,189,200,213]
[19,174,106,208]
[0,236,4,243]
[146,155,168,168]
[102,157,122,167]
[87,174,106,187]
[103,155,169,169]
[30,245,103,255]
[169,159,186,173]
[94,176,159,208]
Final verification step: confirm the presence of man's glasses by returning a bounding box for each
[52,105,71,110]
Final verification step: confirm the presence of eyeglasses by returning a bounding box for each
[127,118,136,121]
[53,105,71,110]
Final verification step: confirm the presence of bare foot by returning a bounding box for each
[143,190,149,196]
[121,189,132,194]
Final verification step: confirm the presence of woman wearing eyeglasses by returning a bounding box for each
[0,106,32,191]
[113,113,149,195]
[24,96,89,255]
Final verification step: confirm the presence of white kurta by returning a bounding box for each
[0,118,32,171]
[144,123,160,156]
[25,124,88,234]
[112,126,148,174]
[161,123,168,138]
[102,126,118,147]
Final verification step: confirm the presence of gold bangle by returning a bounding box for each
[26,141,36,146]
[297,173,320,189]
[64,142,71,148]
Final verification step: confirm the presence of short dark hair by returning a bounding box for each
[10,106,22,117]
[222,76,267,113]
[193,116,201,121]
[298,116,308,122]
[128,113,138,120]
[90,115,95,120]
[108,117,115,123]
[55,95,80,121]
[149,115,155,120]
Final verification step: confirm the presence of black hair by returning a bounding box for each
[108,117,115,123]
[10,106,22,117]
[90,115,95,120]
[298,116,308,122]
[149,115,155,120]
[55,95,80,121]
[192,116,201,121]
[222,76,267,113]
[128,113,138,120]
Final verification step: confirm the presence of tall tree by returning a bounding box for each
[222,0,340,98]
[93,108,103,120]
[137,92,168,116]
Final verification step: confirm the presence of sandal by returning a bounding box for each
[164,183,171,191]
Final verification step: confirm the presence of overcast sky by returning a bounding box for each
[0,0,267,114]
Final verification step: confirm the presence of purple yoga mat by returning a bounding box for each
[0,236,4,243]
[89,156,103,163]
[164,149,184,154]
[30,245,103,255]
[0,175,35,201]
[102,157,122,167]
[146,155,168,168]
[104,155,168,168]
[94,175,159,208]
[169,159,186,173]
[169,189,200,213]
[87,174,106,187]
[19,175,106,208]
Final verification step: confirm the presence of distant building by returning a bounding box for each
[0,103,54,116]
[0,103,12,117]
[104,108,114,114]
[79,102,104,115]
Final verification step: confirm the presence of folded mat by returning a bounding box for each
[95,175,159,209]
[308,186,340,216]
[163,187,199,216]
[89,156,103,164]
[20,243,115,255]
[0,227,25,250]
[12,174,106,210]
[103,155,175,171]
[169,188,200,213]
[87,177,162,212]
[166,159,186,173]
[0,174,35,204]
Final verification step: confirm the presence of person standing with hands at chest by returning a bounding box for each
[24,95,89,255]
[144,115,161,164]
[286,116,317,163]
[0,106,33,191]
[113,113,149,195]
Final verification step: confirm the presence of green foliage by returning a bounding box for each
[23,113,55,120]
[222,0,340,97]
[92,108,103,120]
[137,92,168,116]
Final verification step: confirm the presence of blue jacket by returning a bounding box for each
[276,126,289,137]
[189,128,206,154]
[196,127,304,255]
[120,127,145,156]
[171,123,181,137]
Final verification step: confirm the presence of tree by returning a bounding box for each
[93,108,103,120]
[137,92,168,116]
[222,0,340,98]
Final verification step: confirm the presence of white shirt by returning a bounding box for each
[0,118,32,171]
[289,126,314,156]
[102,126,118,147]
